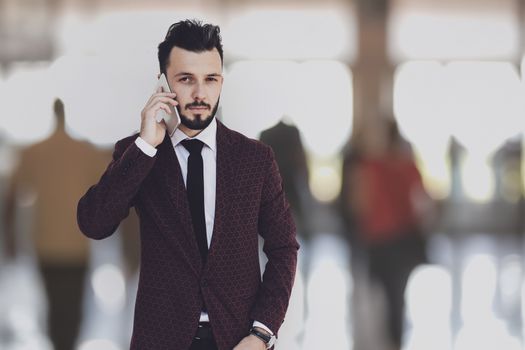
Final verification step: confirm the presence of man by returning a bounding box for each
[77,19,299,350]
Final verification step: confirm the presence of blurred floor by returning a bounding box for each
[1,229,525,350]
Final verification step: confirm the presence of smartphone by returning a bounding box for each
[156,73,181,136]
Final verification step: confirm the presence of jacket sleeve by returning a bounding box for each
[250,146,300,335]
[77,137,157,240]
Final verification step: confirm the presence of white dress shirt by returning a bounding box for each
[134,118,272,335]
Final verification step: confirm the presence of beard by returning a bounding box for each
[178,97,220,130]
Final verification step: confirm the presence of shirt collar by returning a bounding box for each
[171,117,217,152]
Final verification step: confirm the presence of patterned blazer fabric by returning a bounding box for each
[77,121,299,350]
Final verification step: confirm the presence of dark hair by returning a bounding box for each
[157,19,223,74]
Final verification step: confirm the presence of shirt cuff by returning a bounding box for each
[135,137,157,157]
[252,321,274,336]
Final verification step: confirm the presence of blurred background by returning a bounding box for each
[1,0,525,349]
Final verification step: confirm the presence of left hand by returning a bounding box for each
[233,334,267,350]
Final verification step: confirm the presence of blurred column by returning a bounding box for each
[519,0,525,60]
[353,0,394,137]
[0,0,58,68]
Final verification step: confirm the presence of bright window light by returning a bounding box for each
[291,61,353,157]
[389,0,519,61]
[445,62,524,155]
[521,277,525,337]
[48,54,158,146]
[309,160,341,203]
[499,254,522,312]
[91,264,126,314]
[225,7,356,61]
[221,60,296,139]
[222,60,353,157]
[394,61,450,147]
[0,63,56,145]
[460,254,497,324]
[303,234,352,350]
[404,265,453,350]
[394,61,451,198]
[460,153,495,203]
[55,9,217,57]
[454,319,522,350]
[78,339,122,350]
[406,265,452,326]
[394,60,524,201]
[395,61,523,155]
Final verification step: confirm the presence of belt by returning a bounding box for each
[195,322,214,340]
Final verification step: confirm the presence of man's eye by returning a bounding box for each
[206,77,218,82]
[179,77,192,83]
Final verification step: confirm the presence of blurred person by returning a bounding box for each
[259,118,311,349]
[492,136,523,214]
[339,130,365,259]
[447,136,466,201]
[259,117,313,241]
[349,118,432,350]
[3,98,109,350]
[0,130,14,261]
[77,19,298,350]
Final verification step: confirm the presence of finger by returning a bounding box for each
[150,101,172,116]
[146,96,178,109]
[144,102,171,121]
[145,92,177,107]
[146,99,177,114]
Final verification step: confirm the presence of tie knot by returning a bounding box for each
[181,139,204,154]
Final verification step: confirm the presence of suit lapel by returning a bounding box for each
[151,133,202,274]
[147,123,238,275]
[205,122,236,270]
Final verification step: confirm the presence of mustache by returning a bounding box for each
[185,101,211,110]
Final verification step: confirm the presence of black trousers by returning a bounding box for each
[189,323,218,350]
[368,233,427,347]
[39,263,87,350]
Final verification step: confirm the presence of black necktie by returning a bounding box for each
[181,139,208,264]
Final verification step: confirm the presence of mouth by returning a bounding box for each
[186,101,211,111]
[188,107,209,111]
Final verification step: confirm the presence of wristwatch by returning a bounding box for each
[250,327,276,348]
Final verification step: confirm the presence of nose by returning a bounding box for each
[191,82,206,101]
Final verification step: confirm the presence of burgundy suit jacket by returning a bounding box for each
[77,121,299,350]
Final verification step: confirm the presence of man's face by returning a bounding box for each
[165,46,223,131]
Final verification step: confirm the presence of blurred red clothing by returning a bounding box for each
[356,156,424,244]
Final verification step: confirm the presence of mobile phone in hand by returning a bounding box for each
[156,73,181,136]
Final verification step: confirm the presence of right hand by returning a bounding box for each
[140,87,179,147]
